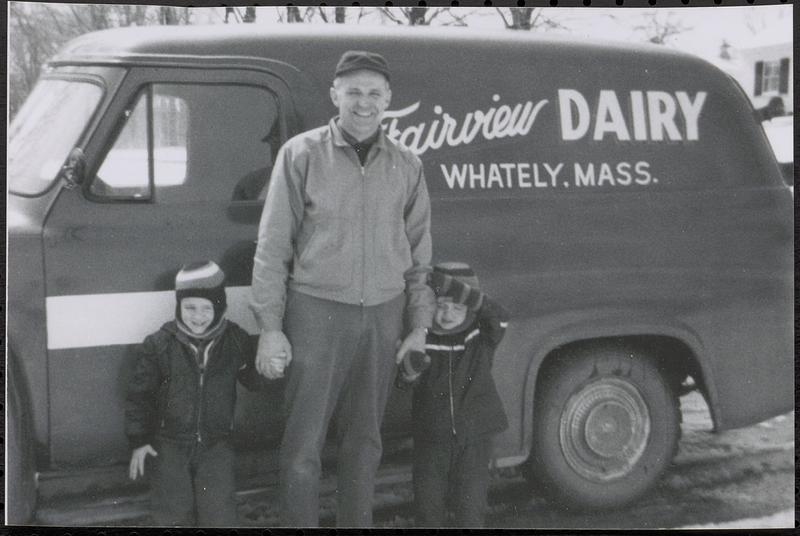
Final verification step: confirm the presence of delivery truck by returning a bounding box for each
[7,24,793,523]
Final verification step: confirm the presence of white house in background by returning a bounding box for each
[739,41,792,114]
[712,35,792,114]
[708,33,793,169]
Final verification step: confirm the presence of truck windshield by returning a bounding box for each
[8,78,103,196]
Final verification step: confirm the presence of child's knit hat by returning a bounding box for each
[433,262,480,292]
[429,262,482,334]
[175,261,227,333]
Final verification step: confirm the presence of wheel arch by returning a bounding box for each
[518,319,719,460]
[6,340,40,523]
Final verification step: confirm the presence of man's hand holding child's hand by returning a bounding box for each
[257,330,292,379]
[394,328,427,365]
[395,326,428,365]
[399,350,431,383]
[129,444,157,480]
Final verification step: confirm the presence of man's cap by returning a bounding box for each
[433,262,480,292]
[334,50,391,82]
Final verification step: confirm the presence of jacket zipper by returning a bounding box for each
[196,366,204,443]
[360,162,366,306]
[448,349,457,437]
[193,342,211,444]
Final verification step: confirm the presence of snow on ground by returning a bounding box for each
[762,115,793,164]
[680,509,795,529]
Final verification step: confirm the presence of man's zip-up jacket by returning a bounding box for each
[250,117,435,332]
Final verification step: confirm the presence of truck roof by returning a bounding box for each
[53,23,700,67]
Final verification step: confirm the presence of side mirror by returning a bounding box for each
[59,147,86,190]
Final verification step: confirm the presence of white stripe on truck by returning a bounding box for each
[45,286,260,350]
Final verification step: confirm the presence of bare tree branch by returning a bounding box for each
[425,8,447,25]
[69,5,93,33]
[9,3,195,119]
[375,6,443,26]
[633,12,692,45]
[286,6,302,23]
[541,14,567,31]
[530,9,543,29]
[495,7,511,29]
[441,8,474,27]
[408,6,429,25]
[45,6,68,36]
[378,8,405,25]
[495,7,569,31]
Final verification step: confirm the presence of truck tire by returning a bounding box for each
[529,345,680,510]
[7,354,38,524]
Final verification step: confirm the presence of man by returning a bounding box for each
[250,50,435,527]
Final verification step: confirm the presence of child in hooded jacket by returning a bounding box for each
[397,262,510,527]
[125,261,268,527]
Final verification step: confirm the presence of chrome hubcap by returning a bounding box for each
[559,377,650,482]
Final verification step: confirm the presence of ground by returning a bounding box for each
[35,390,793,528]
[235,391,795,529]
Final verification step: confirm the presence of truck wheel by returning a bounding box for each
[529,345,680,510]
[7,355,38,524]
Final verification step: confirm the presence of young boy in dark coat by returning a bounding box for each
[397,262,510,527]
[125,261,267,527]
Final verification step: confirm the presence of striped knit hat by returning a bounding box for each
[175,261,227,334]
[434,260,479,286]
[432,262,481,300]
[430,262,482,334]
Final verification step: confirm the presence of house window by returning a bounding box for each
[761,60,781,93]
[755,58,790,97]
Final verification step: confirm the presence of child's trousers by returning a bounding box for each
[412,436,492,528]
[149,437,238,527]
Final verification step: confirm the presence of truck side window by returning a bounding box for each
[90,83,280,203]
[91,87,188,199]
[90,90,155,199]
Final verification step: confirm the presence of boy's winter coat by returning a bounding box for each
[125,320,264,449]
[411,275,510,445]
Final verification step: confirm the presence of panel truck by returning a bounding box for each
[6,25,793,523]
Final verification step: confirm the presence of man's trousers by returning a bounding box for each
[279,290,405,527]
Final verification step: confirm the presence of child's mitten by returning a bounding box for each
[395,350,431,388]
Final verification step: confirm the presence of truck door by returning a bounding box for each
[42,65,295,466]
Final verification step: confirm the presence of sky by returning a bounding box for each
[196,5,792,63]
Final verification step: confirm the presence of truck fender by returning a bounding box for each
[518,310,719,456]
[6,342,39,524]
